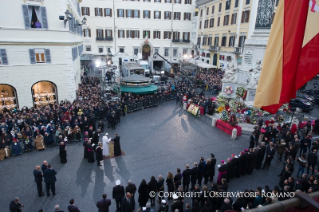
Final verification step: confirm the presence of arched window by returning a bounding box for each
[206,53,211,58]
[0,84,18,111]
[31,81,58,108]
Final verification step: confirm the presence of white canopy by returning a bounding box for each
[187,59,216,68]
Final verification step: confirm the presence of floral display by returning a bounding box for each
[220,110,229,122]
[228,114,238,126]
[236,87,247,100]
[275,114,285,123]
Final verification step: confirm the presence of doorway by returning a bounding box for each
[213,54,218,66]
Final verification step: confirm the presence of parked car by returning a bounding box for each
[289,98,313,112]
[296,93,315,104]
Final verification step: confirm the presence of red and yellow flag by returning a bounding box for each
[254,0,319,113]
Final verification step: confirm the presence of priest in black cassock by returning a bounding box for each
[210,154,216,182]
[217,160,227,185]
[226,158,232,183]
[95,142,103,166]
[112,134,122,157]
[87,140,95,163]
[235,151,244,178]
[91,129,100,145]
[230,154,237,180]
[59,142,67,164]
[83,138,88,159]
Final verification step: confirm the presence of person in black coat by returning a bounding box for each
[41,160,48,173]
[148,176,157,206]
[96,193,111,212]
[166,172,175,200]
[235,152,244,178]
[138,179,149,207]
[95,142,103,166]
[182,164,191,192]
[307,149,318,175]
[197,157,205,186]
[174,168,182,191]
[59,142,67,164]
[121,192,135,212]
[43,164,57,197]
[204,159,211,185]
[262,142,276,170]
[191,162,199,191]
[91,130,100,145]
[113,180,125,212]
[230,154,238,180]
[210,154,216,181]
[113,134,122,157]
[68,199,80,212]
[33,165,44,197]
[87,140,95,163]
[157,176,164,203]
[250,132,256,149]
[9,197,24,212]
[83,139,88,159]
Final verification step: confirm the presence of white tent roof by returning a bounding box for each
[187,59,216,68]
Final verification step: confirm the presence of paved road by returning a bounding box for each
[0,100,298,212]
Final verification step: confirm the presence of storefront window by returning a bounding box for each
[0,84,18,112]
[31,81,58,108]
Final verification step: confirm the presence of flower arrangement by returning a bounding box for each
[220,110,229,122]
[280,104,293,115]
[217,106,225,113]
[236,87,247,99]
[224,86,233,95]
[228,114,238,126]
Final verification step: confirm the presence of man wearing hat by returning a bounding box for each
[171,194,181,212]
[158,200,168,212]
[113,180,125,212]
[102,133,111,158]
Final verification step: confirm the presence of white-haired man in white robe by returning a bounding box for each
[102,133,111,157]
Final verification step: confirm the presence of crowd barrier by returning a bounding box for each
[125,92,177,114]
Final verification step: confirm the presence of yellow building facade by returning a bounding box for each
[196,0,253,68]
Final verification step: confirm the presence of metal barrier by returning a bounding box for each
[132,103,137,111]
[251,191,319,212]
[154,99,158,107]
[149,99,154,107]
[127,103,132,113]
[137,102,142,110]
[165,94,170,101]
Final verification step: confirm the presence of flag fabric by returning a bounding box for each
[254,0,319,113]
[145,31,148,41]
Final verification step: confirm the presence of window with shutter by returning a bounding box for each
[22,5,31,29]
[225,0,231,10]
[235,0,239,7]
[0,49,8,65]
[95,8,97,16]
[212,5,215,14]
[224,15,229,25]
[219,3,222,12]
[45,49,51,63]
[199,21,201,29]
[217,17,220,26]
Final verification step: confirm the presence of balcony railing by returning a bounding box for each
[172,39,180,43]
[96,37,113,41]
[183,40,190,43]
[209,46,220,51]
[233,47,243,53]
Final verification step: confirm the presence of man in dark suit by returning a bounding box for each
[121,192,135,212]
[33,165,44,197]
[96,193,111,212]
[262,142,276,170]
[190,162,198,191]
[249,132,256,149]
[68,198,80,212]
[182,164,191,192]
[41,160,48,173]
[307,149,318,175]
[43,164,57,197]
[113,179,125,212]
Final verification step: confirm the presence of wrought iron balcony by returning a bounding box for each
[209,46,220,51]
[96,37,104,41]
[233,47,243,54]
[105,37,113,41]
[183,40,190,43]
[172,39,180,43]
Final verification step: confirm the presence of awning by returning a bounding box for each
[120,84,158,94]
[187,59,217,68]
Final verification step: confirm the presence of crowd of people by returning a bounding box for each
[195,69,223,95]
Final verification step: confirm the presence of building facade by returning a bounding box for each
[0,0,83,109]
[80,0,196,63]
[196,0,253,68]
